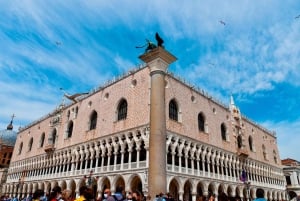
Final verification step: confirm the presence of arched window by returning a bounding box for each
[273,150,278,164]
[67,121,74,138]
[262,144,267,160]
[198,113,205,132]
[40,133,45,147]
[221,123,227,141]
[18,142,23,155]
[117,99,128,120]
[248,136,253,151]
[75,106,79,118]
[89,111,97,130]
[169,99,178,121]
[28,137,33,151]
[49,129,57,145]
[237,135,243,148]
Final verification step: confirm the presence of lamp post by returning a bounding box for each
[285,185,290,201]
[244,181,251,201]
[84,170,98,200]
[16,178,23,199]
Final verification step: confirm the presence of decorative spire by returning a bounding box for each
[229,95,241,121]
[6,114,15,130]
[230,94,235,106]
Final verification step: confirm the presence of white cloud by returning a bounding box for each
[261,119,300,161]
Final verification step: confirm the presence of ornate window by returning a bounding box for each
[117,99,128,120]
[237,135,243,148]
[40,133,45,147]
[273,150,278,164]
[48,128,57,145]
[221,123,227,141]
[18,142,23,155]
[89,111,98,130]
[248,136,253,151]
[28,137,33,151]
[67,121,74,138]
[198,113,205,132]
[169,99,178,121]
[262,144,267,160]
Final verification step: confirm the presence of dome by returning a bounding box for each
[0,119,18,147]
[0,129,17,146]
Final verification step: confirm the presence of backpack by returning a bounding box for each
[113,194,125,201]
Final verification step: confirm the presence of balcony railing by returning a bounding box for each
[237,148,249,158]
[44,144,55,152]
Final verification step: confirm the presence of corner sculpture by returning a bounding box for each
[136,32,164,53]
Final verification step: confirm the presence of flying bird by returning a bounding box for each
[219,20,226,26]
[295,14,300,19]
[55,41,62,46]
[60,88,88,103]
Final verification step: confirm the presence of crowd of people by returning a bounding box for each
[1,187,298,201]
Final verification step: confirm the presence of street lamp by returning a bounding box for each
[84,170,98,200]
[244,181,251,201]
[16,178,24,199]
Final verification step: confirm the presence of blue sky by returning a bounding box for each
[0,1,299,161]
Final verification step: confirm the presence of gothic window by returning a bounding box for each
[67,110,70,120]
[140,140,147,161]
[117,99,128,120]
[89,111,97,130]
[237,135,243,148]
[262,144,267,160]
[75,106,79,118]
[248,136,253,151]
[67,121,74,138]
[221,123,227,141]
[28,137,33,151]
[18,142,23,155]
[167,146,172,165]
[273,150,278,164]
[198,113,205,132]
[169,99,178,121]
[40,133,45,147]
[48,129,57,144]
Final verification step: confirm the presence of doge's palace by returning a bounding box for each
[3,47,286,201]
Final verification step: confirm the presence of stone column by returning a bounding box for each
[139,47,176,198]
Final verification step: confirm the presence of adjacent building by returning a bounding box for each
[0,118,18,197]
[282,158,300,198]
[3,48,286,201]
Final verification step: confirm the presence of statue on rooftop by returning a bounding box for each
[136,32,164,53]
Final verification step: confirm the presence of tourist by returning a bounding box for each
[62,189,73,201]
[102,189,115,201]
[32,189,45,201]
[49,186,62,201]
[132,191,143,201]
[254,188,266,201]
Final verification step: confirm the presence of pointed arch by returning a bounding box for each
[18,142,23,155]
[28,137,33,152]
[237,135,243,149]
[198,112,205,132]
[221,123,227,141]
[40,133,45,147]
[169,99,178,121]
[89,110,98,130]
[67,120,74,138]
[117,98,128,121]
[248,136,253,151]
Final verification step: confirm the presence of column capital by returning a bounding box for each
[139,47,177,74]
